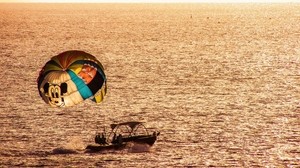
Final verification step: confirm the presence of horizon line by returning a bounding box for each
[1,0,300,3]
[0,2,300,4]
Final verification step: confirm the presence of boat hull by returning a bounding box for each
[85,144,126,152]
[112,135,157,146]
[86,135,158,152]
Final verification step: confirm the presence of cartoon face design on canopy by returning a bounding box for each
[42,82,68,107]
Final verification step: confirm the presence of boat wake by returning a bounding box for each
[52,147,78,154]
[51,142,152,155]
[85,142,151,154]
[126,142,151,153]
[52,137,85,154]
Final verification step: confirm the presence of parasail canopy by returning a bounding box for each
[37,50,107,107]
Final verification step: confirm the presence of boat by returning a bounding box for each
[85,121,160,152]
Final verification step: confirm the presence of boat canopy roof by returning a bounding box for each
[110,121,144,130]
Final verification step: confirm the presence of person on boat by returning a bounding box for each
[95,133,107,145]
[117,134,123,145]
[113,133,116,142]
[118,134,123,144]
[100,133,108,145]
[95,133,100,144]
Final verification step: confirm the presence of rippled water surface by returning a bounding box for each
[0,3,300,167]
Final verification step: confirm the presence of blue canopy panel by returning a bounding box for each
[67,70,93,100]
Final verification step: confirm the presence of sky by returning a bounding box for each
[0,0,300,3]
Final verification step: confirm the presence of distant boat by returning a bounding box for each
[86,121,160,152]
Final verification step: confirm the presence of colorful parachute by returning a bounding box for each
[37,50,107,107]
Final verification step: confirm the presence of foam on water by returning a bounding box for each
[126,142,151,153]
[52,136,85,154]
[52,147,78,154]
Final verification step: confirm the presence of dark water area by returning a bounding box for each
[0,3,299,167]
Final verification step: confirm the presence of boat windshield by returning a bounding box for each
[109,121,149,137]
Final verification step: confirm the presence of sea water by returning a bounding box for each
[0,3,299,167]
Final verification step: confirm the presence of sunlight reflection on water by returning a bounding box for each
[0,3,300,167]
